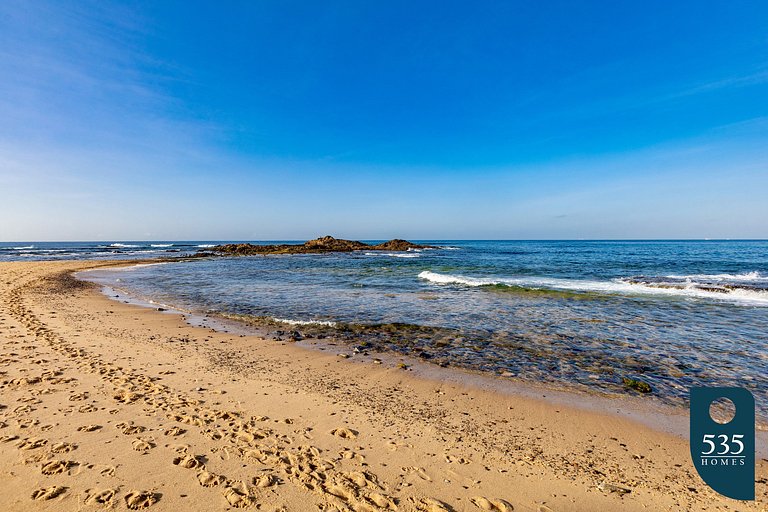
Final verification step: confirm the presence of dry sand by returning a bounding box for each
[0,260,765,511]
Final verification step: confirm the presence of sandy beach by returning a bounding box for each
[0,260,765,511]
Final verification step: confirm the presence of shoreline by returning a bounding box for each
[77,259,759,439]
[1,259,766,510]
[89,276,695,440]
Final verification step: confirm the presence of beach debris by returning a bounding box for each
[597,479,632,496]
[622,377,652,393]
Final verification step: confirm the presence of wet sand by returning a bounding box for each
[0,260,765,511]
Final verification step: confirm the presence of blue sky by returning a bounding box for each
[0,0,766,241]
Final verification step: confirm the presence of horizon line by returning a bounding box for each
[2,238,767,243]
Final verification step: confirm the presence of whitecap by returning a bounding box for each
[364,252,420,258]
[109,243,139,248]
[272,317,337,327]
[197,244,216,248]
[150,244,173,247]
[417,271,768,306]
[663,271,767,281]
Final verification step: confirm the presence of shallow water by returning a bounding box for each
[69,240,768,413]
[0,241,213,260]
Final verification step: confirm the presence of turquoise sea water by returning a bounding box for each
[6,240,767,413]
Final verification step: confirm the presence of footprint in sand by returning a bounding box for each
[222,482,256,508]
[252,473,279,488]
[132,438,155,453]
[116,422,146,435]
[124,490,159,510]
[202,428,224,441]
[113,390,142,404]
[31,485,68,500]
[13,404,33,414]
[197,470,226,487]
[402,466,432,482]
[339,449,364,461]
[17,437,48,450]
[41,459,75,475]
[164,426,185,436]
[173,454,205,470]
[50,441,77,453]
[445,454,471,465]
[341,470,380,490]
[98,465,116,477]
[85,488,117,506]
[69,391,89,401]
[471,496,514,511]
[367,492,396,509]
[168,443,190,454]
[77,424,102,432]
[409,497,453,512]
[330,427,358,440]
[78,404,98,413]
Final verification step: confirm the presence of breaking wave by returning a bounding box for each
[272,317,338,327]
[363,252,421,258]
[418,271,768,306]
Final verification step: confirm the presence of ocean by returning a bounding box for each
[6,240,767,413]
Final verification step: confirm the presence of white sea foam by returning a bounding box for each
[417,271,768,306]
[109,243,139,248]
[12,245,34,250]
[440,246,461,250]
[108,262,169,272]
[663,271,767,281]
[364,252,420,258]
[273,317,338,327]
[150,244,173,247]
[197,244,216,248]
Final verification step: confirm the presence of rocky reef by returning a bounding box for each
[205,236,433,256]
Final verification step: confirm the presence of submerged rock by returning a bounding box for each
[622,377,652,393]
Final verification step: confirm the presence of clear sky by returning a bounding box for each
[0,1,766,241]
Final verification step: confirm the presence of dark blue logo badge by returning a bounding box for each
[690,387,754,500]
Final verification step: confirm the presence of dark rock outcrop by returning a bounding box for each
[206,236,433,256]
